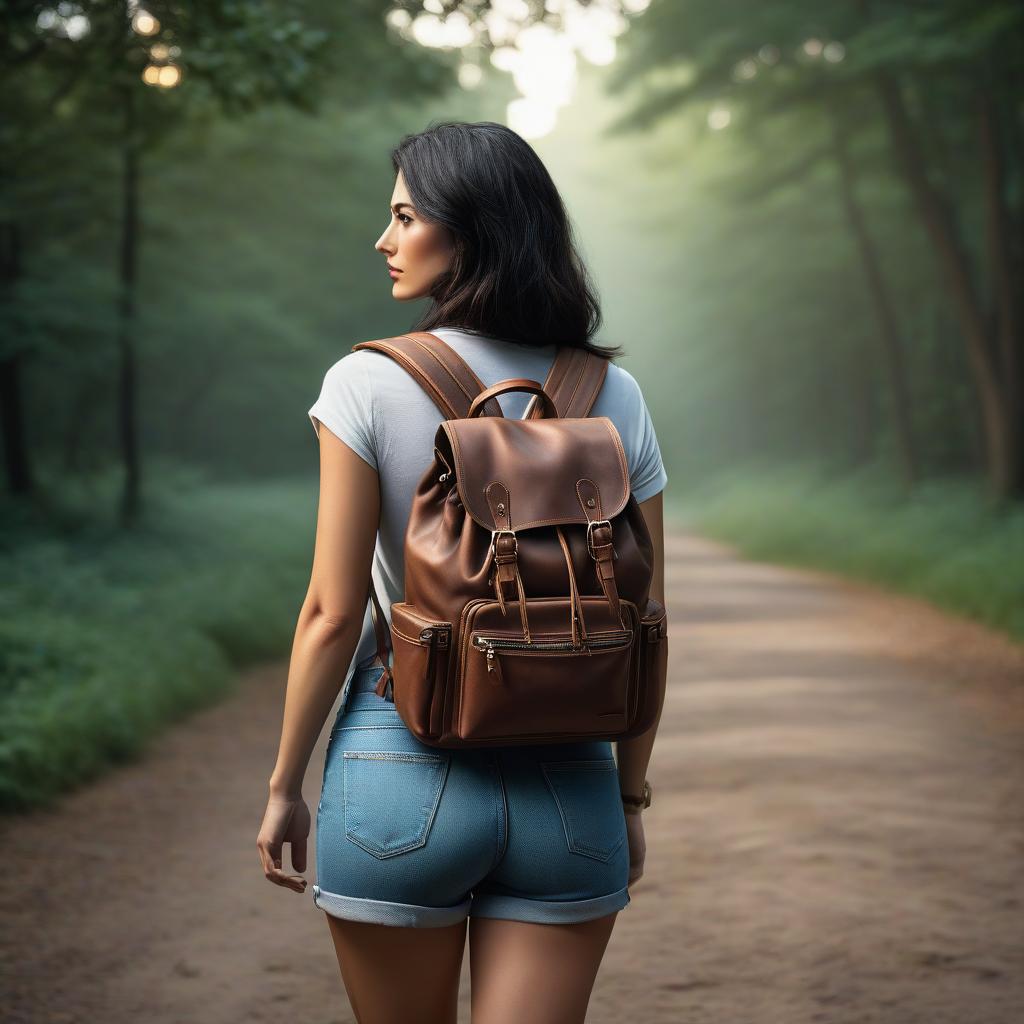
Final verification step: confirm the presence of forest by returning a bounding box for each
[2,0,1022,809]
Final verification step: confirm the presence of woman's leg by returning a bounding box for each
[467,911,620,1024]
[325,914,468,1024]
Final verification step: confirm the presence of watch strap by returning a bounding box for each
[620,779,652,808]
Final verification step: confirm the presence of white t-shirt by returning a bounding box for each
[307,327,668,713]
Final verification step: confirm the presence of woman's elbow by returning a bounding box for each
[299,598,363,642]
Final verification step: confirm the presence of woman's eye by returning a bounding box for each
[398,213,413,225]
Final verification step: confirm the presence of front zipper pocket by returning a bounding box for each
[390,602,452,738]
[471,630,633,684]
[457,596,639,742]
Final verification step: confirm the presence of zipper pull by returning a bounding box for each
[423,628,437,681]
[484,643,504,685]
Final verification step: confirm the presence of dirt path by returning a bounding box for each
[2,530,1022,1023]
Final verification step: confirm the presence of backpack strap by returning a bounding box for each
[525,346,610,419]
[350,331,506,697]
[351,332,504,419]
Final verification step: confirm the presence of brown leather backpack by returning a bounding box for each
[352,331,667,748]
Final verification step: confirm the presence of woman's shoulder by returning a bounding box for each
[316,343,413,394]
[595,360,648,413]
[602,360,641,390]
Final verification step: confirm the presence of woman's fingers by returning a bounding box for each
[290,835,307,873]
[625,813,646,889]
[257,797,311,893]
[257,836,308,892]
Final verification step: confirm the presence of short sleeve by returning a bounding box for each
[307,352,378,470]
[620,368,668,503]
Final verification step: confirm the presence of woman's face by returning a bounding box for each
[374,170,455,300]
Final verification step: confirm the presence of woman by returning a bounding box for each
[257,121,668,1024]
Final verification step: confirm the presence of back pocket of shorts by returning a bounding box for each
[540,758,626,863]
[343,751,450,859]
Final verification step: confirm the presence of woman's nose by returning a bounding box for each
[375,221,396,254]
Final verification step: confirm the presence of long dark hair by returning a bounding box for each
[391,120,623,360]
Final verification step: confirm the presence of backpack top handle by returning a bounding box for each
[467,379,558,420]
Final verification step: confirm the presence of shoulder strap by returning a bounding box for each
[351,332,504,419]
[526,346,610,419]
[351,331,502,697]
[353,332,610,421]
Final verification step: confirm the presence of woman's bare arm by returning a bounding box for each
[268,424,381,800]
[615,490,667,795]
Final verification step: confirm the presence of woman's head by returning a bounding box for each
[373,120,621,359]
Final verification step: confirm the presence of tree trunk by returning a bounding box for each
[829,113,918,484]
[977,85,1022,488]
[117,83,141,526]
[874,70,1019,500]
[0,221,33,495]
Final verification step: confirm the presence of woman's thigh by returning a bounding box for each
[468,912,620,1024]
[325,914,468,1024]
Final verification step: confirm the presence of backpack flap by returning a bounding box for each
[434,415,630,532]
[434,413,630,631]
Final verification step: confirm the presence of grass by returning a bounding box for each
[0,465,317,813]
[670,460,1024,644]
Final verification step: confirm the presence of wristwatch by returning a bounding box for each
[620,779,652,813]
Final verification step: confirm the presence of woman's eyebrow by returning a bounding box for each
[391,202,414,212]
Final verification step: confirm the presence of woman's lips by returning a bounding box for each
[388,269,401,277]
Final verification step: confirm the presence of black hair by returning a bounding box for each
[390,120,622,360]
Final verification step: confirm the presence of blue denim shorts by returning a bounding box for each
[312,662,631,928]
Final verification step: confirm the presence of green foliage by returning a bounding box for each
[0,473,316,812]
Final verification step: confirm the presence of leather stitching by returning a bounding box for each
[563,352,587,417]
[404,334,480,407]
[404,333,504,419]
[575,478,604,521]
[445,421,628,530]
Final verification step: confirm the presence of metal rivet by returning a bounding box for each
[586,497,596,508]
[497,502,505,514]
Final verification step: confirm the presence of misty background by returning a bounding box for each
[2,0,1022,809]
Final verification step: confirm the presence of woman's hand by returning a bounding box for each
[624,811,646,887]
[257,793,311,894]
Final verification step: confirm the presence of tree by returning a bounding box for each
[0,0,450,520]
[606,0,1024,500]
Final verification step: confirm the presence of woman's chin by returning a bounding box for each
[390,281,420,301]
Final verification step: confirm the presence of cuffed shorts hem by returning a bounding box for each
[312,884,472,928]
[469,884,631,925]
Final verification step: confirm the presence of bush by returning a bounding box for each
[0,475,316,812]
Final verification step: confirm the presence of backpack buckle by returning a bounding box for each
[490,529,518,560]
[586,519,616,560]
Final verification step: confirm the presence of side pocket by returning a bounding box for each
[343,751,450,859]
[390,603,452,738]
[626,598,667,737]
[540,758,626,863]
